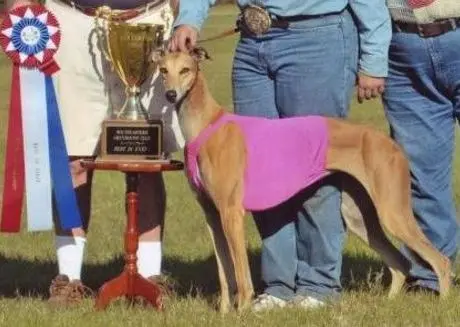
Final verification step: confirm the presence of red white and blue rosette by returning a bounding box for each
[0,5,82,232]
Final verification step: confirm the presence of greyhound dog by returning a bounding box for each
[156,48,451,313]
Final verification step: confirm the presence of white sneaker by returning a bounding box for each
[252,293,287,312]
[290,295,326,309]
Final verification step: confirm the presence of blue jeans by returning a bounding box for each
[232,9,358,300]
[382,28,460,291]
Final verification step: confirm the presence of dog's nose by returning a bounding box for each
[165,90,177,103]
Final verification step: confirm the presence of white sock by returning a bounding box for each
[55,236,86,281]
[137,241,162,278]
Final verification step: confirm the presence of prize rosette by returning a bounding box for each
[0,5,82,232]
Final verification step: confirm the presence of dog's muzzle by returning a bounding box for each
[165,90,177,103]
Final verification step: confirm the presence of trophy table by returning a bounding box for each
[85,7,184,310]
[80,159,183,310]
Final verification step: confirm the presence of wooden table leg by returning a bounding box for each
[95,172,163,310]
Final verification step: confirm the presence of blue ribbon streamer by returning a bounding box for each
[45,75,82,230]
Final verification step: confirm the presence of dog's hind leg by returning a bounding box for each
[341,178,410,297]
[379,209,451,298]
[377,208,451,298]
[371,154,451,298]
[196,193,237,313]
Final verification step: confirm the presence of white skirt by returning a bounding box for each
[47,0,184,156]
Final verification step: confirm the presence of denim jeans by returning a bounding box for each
[382,28,460,291]
[232,9,358,300]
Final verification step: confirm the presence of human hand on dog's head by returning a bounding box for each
[168,24,199,52]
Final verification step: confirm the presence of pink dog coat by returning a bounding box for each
[185,113,329,211]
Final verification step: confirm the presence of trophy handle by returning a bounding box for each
[94,6,113,64]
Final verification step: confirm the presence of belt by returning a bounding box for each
[392,18,460,38]
[267,15,327,29]
[272,8,348,28]
[58,0,167,21]
[239,4,347,36]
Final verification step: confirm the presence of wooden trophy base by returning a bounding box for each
[96,270,162,309]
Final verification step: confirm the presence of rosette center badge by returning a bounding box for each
[1,7,59,65]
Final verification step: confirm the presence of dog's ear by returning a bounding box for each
[151,48,166,62]
[190,47,212,62]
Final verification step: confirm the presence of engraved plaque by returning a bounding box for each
[100,119,163,160]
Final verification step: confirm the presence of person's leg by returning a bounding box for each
[267,8,358,302]
[53,159,93,282]
[46,0,107,291]
[46,0,116,304]
[48,158,94,306]
[383,31,459,291]
[137,173,166,279]
[232,35,298,305]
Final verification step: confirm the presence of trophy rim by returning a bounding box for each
[109,21,165,31]
[106,21,165,85]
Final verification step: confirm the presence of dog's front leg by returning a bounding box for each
[218,203,254,311]
[197,122,253,311]
[196,193,237,313]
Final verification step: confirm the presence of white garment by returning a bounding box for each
[386,0,417,23]
[137,241,162,277]
[55,236,87,280]
[386,0,460,24]
[411,0,460,24]
[47,0,184,156]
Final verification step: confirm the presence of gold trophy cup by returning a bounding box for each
[95,7,165,161]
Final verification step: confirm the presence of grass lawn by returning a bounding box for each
[0,4,460,327]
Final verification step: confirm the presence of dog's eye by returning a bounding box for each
[159,67,168,74]
[180,67,190,75]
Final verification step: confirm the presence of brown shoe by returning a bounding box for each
[48,274,93,307]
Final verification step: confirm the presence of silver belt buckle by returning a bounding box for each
[242,5,272,36]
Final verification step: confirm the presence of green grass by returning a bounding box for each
[0,4,460,326]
